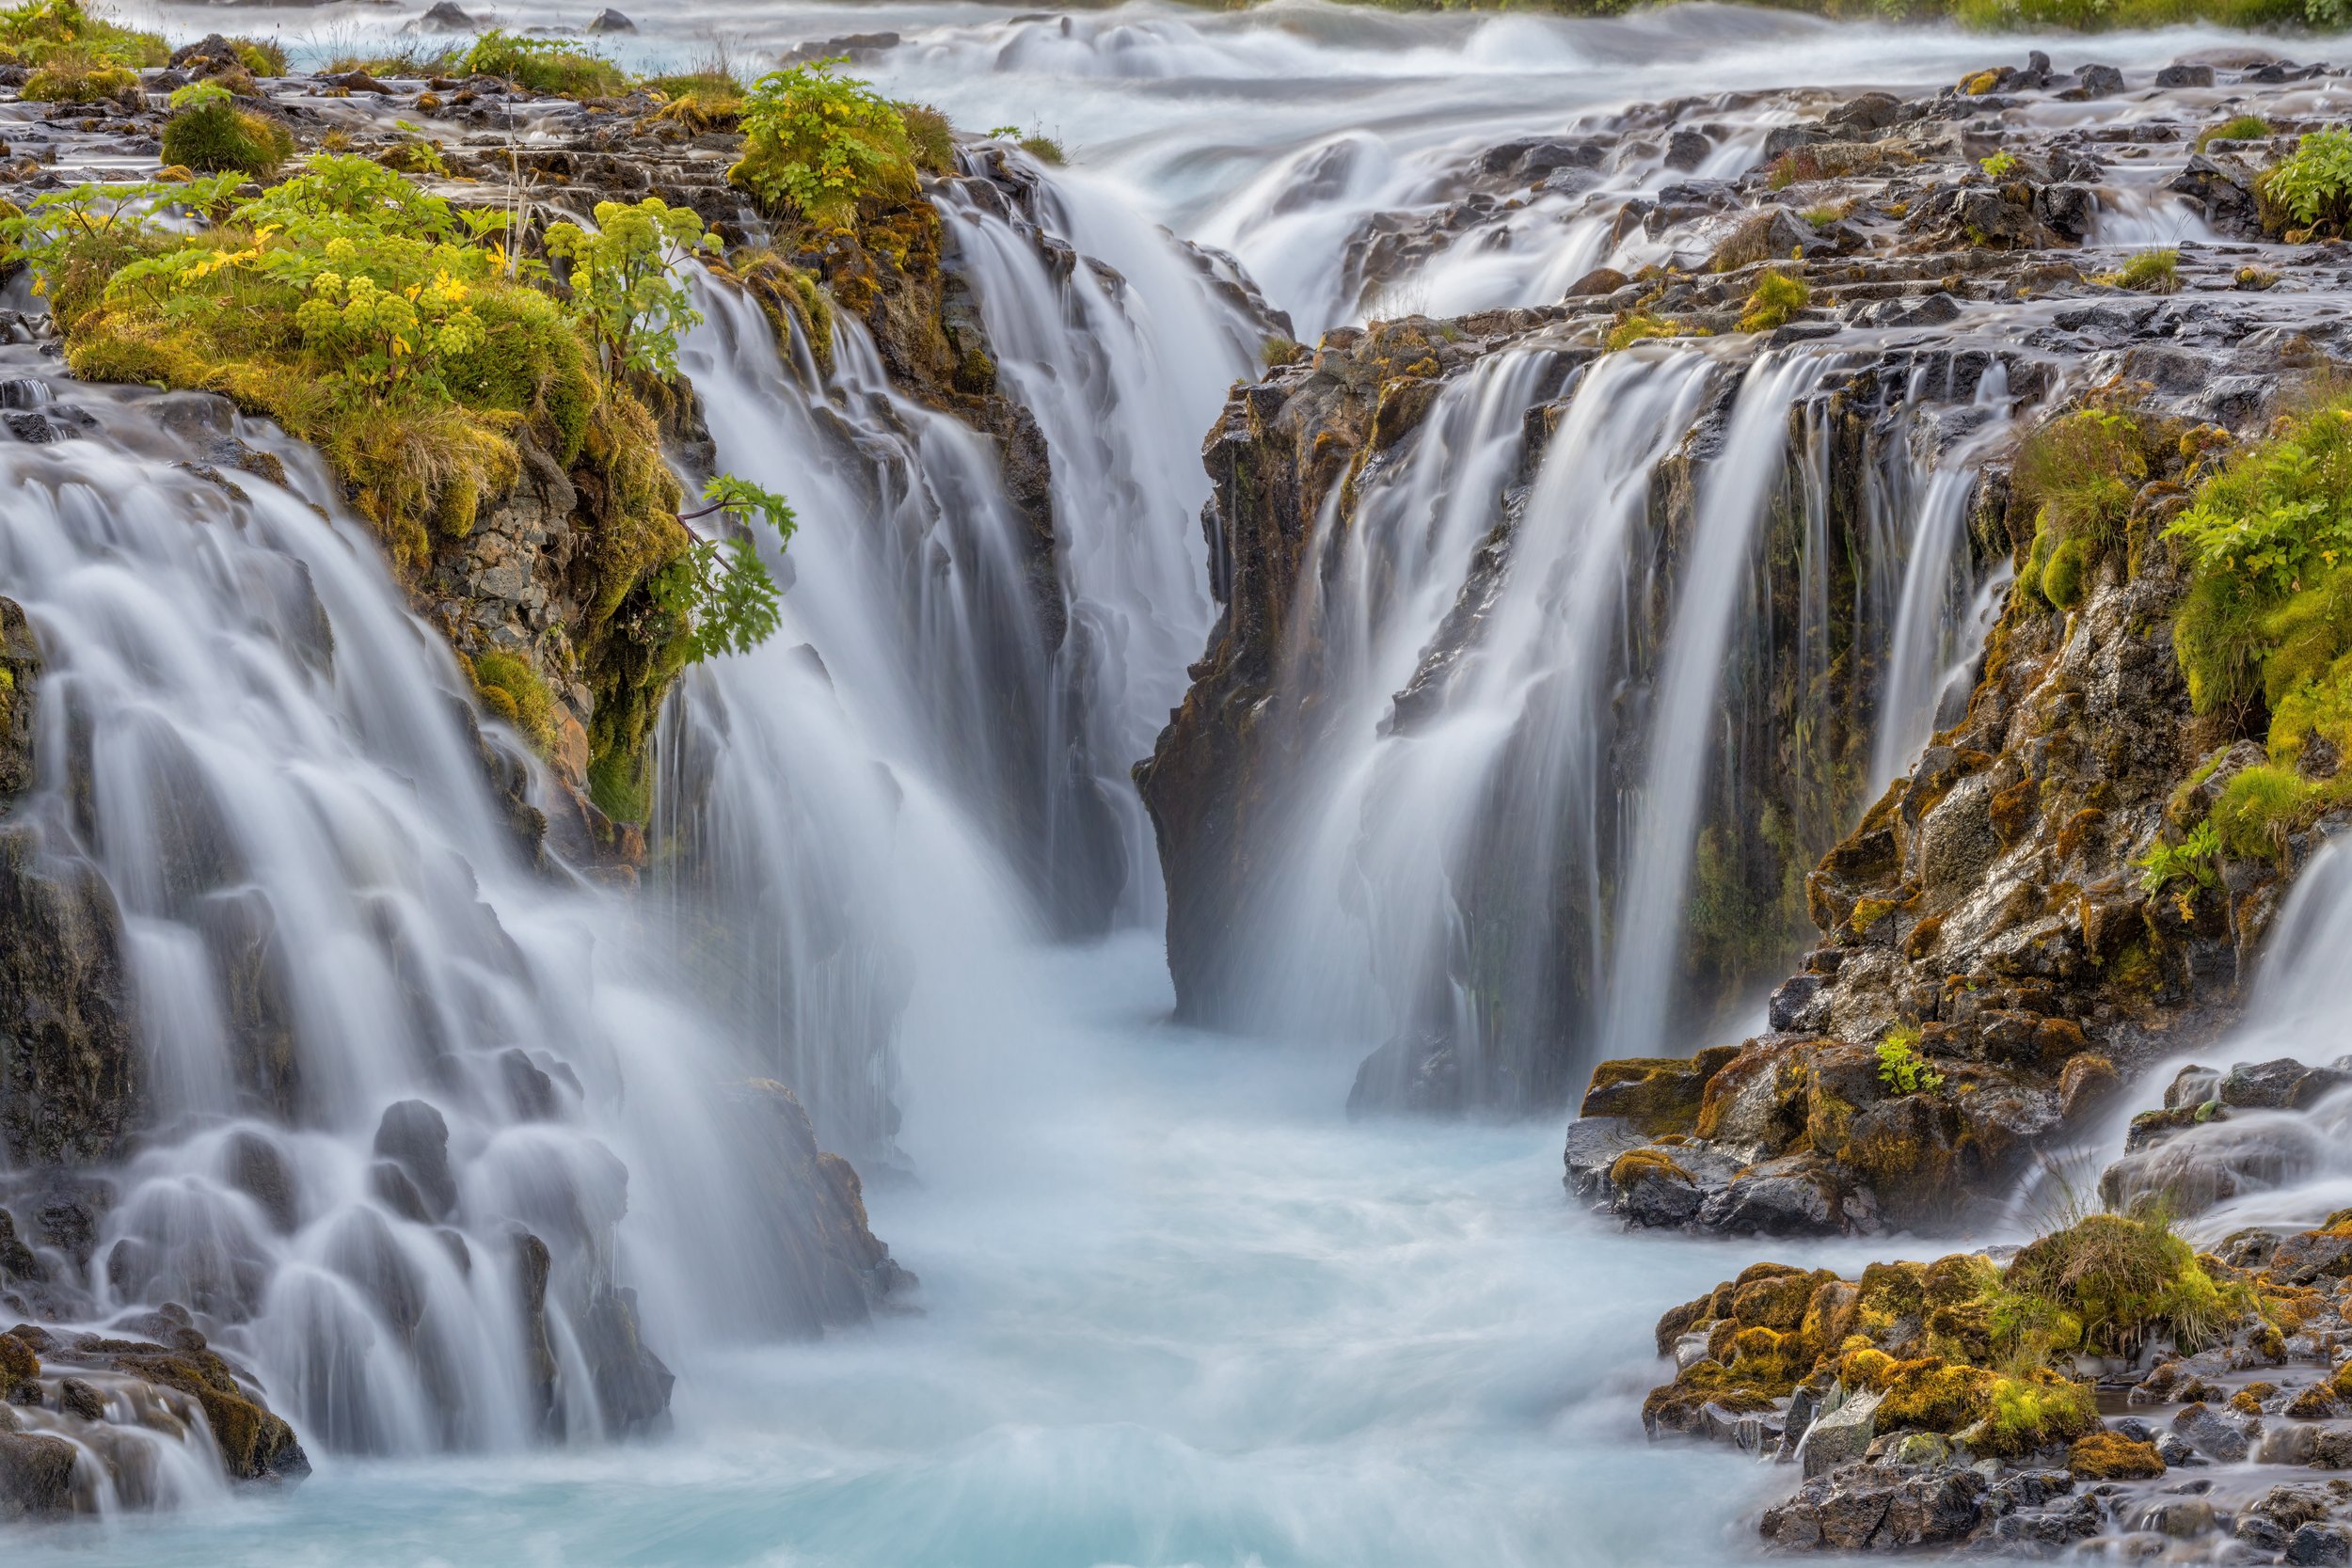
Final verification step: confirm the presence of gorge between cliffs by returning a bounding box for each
[7,0,2352,1563]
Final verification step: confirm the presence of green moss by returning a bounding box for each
[2269,653,2352,768]
[2040,531,2089,609]
[1016,134,1065,166]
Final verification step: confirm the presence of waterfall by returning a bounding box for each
[0,359,885,1490]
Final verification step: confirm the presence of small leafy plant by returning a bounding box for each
[1980,149,2020,179]
[1877,1024,1946,1095]
[652,475,798,661]
[2260,127,2352,235]
[2133,820,2220,918]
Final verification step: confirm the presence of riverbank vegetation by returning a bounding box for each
[0,155,790,816]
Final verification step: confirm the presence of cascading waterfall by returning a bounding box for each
[0,362,885,1491]
[1184,333,2013,1105]
[655,163,1264,1159]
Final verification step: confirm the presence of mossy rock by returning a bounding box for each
[0,1331,37,1394]
[1580,1047,1738,1136]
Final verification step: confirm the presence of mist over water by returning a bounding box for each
[19,1,2352,1562]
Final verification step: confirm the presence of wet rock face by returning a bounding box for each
[0,603,140,1171]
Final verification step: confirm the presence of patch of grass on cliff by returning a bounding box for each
[2167,393,2352,850]
[1736,267,1808,333]
[2013,404,2169,611]
[2196,114,2272,152]
[460,30,626,100]
[22,48,129,100]
[6,157,797,816]
[644,70,745,132]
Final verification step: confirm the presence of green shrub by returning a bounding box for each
[459,30,624,99]
[543,197,715,379]
[1736,267,1809,333]
[1980,149,2019,179]
[2260,127,2352,236]
[159,81,293,177]
[1018,134,1065,166]
[729,57,917,228]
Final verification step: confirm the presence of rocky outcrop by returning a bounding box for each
[1641,1067,2352,1558]
[0,1314,307,1517]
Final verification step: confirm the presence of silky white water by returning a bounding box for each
[10,0,2352,1560]
[8,934,1927,1568]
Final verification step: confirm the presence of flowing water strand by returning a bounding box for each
[1200,347,1569,1043]
[1330,351,1719,1102]
[1867,360,2015,790]
[1601,350,1836,1062]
